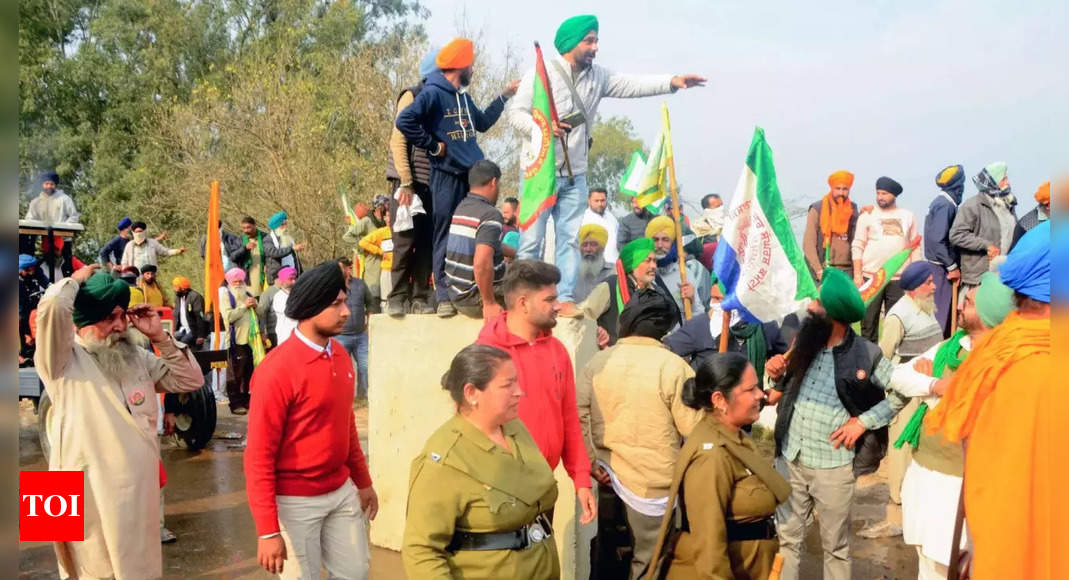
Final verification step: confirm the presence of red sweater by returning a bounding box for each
[243,334,373,536]
[477,313,592,489]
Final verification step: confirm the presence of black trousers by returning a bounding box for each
[226,344,253,411]
[589,485,633,579]
[861,279,904,343]
[429,169,469,303]
[388,180,434,306]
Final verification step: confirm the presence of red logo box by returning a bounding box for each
[20,471,85,541]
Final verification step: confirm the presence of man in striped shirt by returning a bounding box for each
[444,160,514,319]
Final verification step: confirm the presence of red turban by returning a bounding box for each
[436,38,474,70]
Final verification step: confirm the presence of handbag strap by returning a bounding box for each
[548,59,588,122]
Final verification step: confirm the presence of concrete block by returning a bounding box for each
[367,314,599,580]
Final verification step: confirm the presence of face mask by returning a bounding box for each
[133,231,147,243]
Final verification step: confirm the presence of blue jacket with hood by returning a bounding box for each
[394,71,508,176]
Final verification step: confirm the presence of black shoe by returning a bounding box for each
[437,302,457,318]
[387,301,406,318]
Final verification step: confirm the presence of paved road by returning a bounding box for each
[18,400,915,579]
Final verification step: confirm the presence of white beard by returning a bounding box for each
[82,328,149,383]
[914,295,937,315]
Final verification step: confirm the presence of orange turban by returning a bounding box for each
[436,38,474,70]
[172,276,191,290]
[827,170,855,189]
[1035,181,1050,204]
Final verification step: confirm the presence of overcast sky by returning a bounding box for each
[422,0,1066,220]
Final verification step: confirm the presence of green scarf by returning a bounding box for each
[731,321,767,382]
[242,231,266,291]
[893,329,969,449]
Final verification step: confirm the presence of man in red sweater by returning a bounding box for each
[244,262,378,579]
[477,259,597,525]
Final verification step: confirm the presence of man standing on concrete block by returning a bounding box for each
[508,14,705,318]
[477,260,598,526]
[244,262,378,580]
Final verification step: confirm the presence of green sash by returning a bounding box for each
[893,329,968,449]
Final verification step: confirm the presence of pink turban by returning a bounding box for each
[225,267,246,284]
[277,266,297,281]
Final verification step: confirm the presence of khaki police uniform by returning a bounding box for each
[403,415,560,579]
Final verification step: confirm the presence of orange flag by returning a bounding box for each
[203,181,225,345]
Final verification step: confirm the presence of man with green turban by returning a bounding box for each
[771,267,903,580]
[888,270,1012,577]
[507,15,706,318]
[34,265,203,579]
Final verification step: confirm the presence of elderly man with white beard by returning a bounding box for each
[35,264,204,579]
[575,223,616,303]
[645,215,711,318]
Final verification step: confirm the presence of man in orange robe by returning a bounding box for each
[925,221,1061,579]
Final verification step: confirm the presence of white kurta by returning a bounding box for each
[891,337,973,566]
[581,208,620,264]
[272,289,297,344]
[35,278,204,580]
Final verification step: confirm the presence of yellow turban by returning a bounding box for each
[172,276,191,290]
[644,215,676,239]
[1035,181,1050,204]
[578,223,608,247]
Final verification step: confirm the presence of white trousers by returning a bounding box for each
[917,546,950,580]
[276,480,369,580]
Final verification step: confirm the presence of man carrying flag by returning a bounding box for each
[507,14,705,317]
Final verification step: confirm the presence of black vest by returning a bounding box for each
[385,85,432,186]
[774,328,887,477]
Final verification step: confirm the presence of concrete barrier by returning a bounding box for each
[367,313,599,579]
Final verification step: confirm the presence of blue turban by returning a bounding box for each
[39,171,59,185]
[935,164,965,201]
[117,217,133,231]
[19,254,37,271]
[899,261,934,291]
[1000,220,1049,303]
[268,211,288,230]
[419,47,439,80]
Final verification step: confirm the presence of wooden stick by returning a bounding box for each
[718,310,731,352]
[662,106,691,320]
[950,278,961,334]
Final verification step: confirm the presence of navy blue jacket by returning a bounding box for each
[394,72,508,175]
[923,191,961,270]
[665,314,788,371]
[98,235,129,266]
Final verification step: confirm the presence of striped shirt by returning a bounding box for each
[444,194,505,300]
[782,349,896,469]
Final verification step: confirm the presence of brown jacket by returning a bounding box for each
[802,199,859,280]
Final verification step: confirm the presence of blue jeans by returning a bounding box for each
[335,333,369,398]
[517,174,587,302]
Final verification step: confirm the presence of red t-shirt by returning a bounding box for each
[243,333,372,536]
[477,313,592,489]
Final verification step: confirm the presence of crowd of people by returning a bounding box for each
[18,11,1058,580]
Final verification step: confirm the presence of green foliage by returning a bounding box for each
[20,0,426,285]
[586,115,645,209]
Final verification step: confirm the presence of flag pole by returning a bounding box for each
[950,278,960,334]
[718,310,731,352]
[535,42,574,185]
[662,103,691,320]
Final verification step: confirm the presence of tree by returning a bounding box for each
[586,115,645,210]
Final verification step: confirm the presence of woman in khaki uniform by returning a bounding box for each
[403,345,560,579]
[647,352,792,580]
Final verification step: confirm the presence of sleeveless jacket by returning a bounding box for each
[885,296,943,362]
[774,328,888,476]
[386,84,433,186]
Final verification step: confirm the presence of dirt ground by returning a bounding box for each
[18,399,916,579]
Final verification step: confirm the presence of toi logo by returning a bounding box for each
[20,471,85,541]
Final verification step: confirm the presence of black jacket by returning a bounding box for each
[200,229,246,265]
[263,232,303,284]
[773,328,888,477]
[665,314,788,372]
[617,210,653,250]
[174,289,208,342]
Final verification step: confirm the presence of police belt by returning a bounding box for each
[725,517,777,542]
[447,513,553,552]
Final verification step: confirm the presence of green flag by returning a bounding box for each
[518,42,558,230]
[859,236,922,305]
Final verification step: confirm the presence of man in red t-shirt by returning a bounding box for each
[244,262,378,579]
[477,259,597,525]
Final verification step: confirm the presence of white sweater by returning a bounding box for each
[506,55,674,176]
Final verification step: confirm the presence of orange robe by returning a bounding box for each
[925,312,1063,579]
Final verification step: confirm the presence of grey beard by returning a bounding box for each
[579,254,605,280]
[915,295,937,315]
[83,328,148,383]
